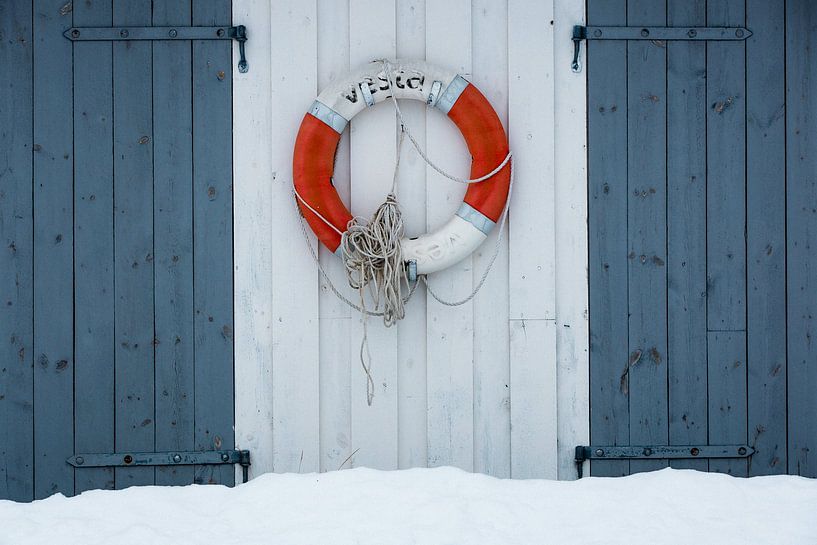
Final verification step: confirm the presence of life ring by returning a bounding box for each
[293,59,510,275]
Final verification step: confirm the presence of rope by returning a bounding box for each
[293,59,514,405]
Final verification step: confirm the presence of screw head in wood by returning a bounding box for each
[688,29,697,38]
[169,29,178,38]
[120,29,129,38]
[640,28,649,37]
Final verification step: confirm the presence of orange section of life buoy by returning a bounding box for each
[448,83,511,223]
[293,114,352,252]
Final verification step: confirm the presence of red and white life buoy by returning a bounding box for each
[293,59,510,275]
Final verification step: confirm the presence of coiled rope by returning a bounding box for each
[294,60,514,405]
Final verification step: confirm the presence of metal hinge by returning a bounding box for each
[67,449,252,483]
[570,25,752,73]
[64,25,248,73]
[574,444,754,478]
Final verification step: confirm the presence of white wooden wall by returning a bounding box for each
[233,0,588,480]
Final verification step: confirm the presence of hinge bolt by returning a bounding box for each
[690,447,700,456]
[593,29,602,37]
[688,29,697,38]
[735,28,744,38]
[221,453,230,462]
[75,456,84,465]
[643,447,653,456]
[172,453,182,463]
[168,29,178,38]
[120,29,129,38]
[594,448,605,457]
[71,29,80,39]
[217,28,225,37]
[640,28,649,37]
[738,446,747,455]
[123,454,133,464]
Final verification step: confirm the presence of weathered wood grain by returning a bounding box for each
[0,0,34,502]
[746,0,787,477]
[33,0,75,498]
[786,0,817,478]
[192,0,235,486]
[666,0,708,472]
[74,0,115,493]
[587,0,630,478]
[112,0,155,490]
[153,0,195,487]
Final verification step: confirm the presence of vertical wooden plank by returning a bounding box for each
[395,0,428,470]
[587,0,629,478]
[74,0,115,494]
[153,0,195,487]
[348,0,399,470]
[666,0,708,472]
[507,0,555,479]
[708,332,748,475]
[626,0,668,475]
[425,0,473,472]
[786,0,817,478]
[270,0,320,473]
[553,0,589,479]
[192,0,234,486]
[317,0,353,473]
[472,0,511,478]
[507,2,555,322]
[32,0,74,498]
[112,0,154,490]
[233,0,274,480]
[510,320,557,479]
[0,0,34,502]
[746,0,787,477]
[707,0,746,333]
[707,0,747,478]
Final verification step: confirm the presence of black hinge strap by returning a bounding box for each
[571,25,752,73]
[63,25,249,73]
[67,449,252,483]
[573,445,754,478]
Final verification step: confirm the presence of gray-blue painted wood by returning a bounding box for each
[1,0,237,500]
[73,0,116,495]
[33,0,75,499]
[707,332,748,476]
[786,0,817,478]
[706,0,747,334]
[587,0,816,478]
[113,0,156,489]
[192,0,235,487]
[666,0,709,472]
[153,0,196,488]
[706,0,748,478]
[0,0,35,502]
[626,0,669,475]
[746,0,787,476]
[587,0,630,478]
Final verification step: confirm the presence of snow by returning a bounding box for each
[1,467,816,545]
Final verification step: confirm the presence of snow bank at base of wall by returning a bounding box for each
[1,467,816,545]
